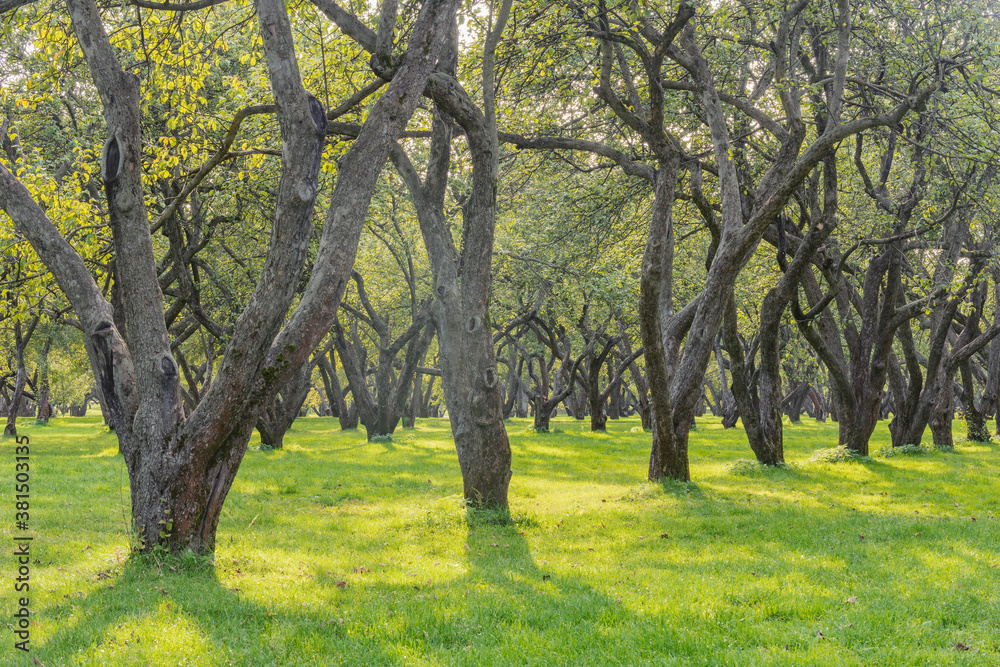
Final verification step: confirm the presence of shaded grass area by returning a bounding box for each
[1,415,998,665]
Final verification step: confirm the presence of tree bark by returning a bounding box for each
[642,151,686,481]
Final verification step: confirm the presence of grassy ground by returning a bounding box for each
[0,414,998,666]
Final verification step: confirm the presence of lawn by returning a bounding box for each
[1,415,998,666]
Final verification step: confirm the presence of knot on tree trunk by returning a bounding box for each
[101,133,122,184]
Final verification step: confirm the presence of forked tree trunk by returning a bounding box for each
[532,395,554,432]
[256,358,315,449]
[783,382,809,423]
[392,22,514,506]
[333,271,434,440]
[1,0,460,553]
[317,346,359,431]
[588,344,640,433]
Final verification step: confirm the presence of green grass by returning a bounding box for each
[1,414,998,666]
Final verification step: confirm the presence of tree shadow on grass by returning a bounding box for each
[22,488,1000,667]
[24,522,700,667]
[24,555,423,667]
[407,520,695,663]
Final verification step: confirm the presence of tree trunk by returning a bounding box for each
[255,358,314,449]
[4,356,25,436]
[4,320,32,436]
[421,374,436,418]
[532,395,553,432]
[333,298,433,441]
[619,320,649,431]
[606,357,622,420]
[571,389,587,420]
[807,386,826,421]
[391,5,515,507]
[515,379,528,418]
[962,275,1000,442]
[929,373,955,447]
[641,152,687,481]
[405,352,427,427]
[35,336,51,424]
[586,344,608,431]
[501,353,521,419]
[317,346,359,430]
[789,383,809,422]
[962,380,990,443]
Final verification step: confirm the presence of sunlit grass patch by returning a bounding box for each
[1,414,998,665]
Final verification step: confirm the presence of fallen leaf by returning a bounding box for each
[335,581,347,589]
